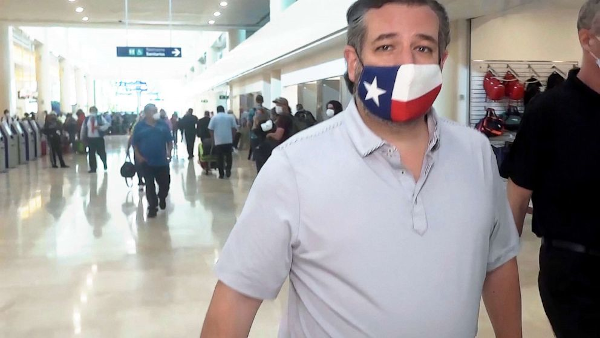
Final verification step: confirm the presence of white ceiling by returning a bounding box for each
[0,0,269,29]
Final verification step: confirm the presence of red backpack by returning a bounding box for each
[476,108,504,137]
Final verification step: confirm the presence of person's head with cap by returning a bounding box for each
[578,0,600,78]
[143,103,159,123]
[343,0,450,125]
[217,106,225,114]
[273,97,291,115]
[296,104,305,112]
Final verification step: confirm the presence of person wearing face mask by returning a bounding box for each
[201,1,521,337]
[132,104,174,218]
[325,100,344,120]
[500,1,600,336]
[159,109,172,131]
[81,106,110,173]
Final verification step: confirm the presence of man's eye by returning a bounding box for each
[416,46,433,53]
[376,45,393,52]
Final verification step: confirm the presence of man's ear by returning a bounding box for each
[439,50,449,70]
[344,46,360,84]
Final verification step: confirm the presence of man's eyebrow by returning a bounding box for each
[372,33,398,43]
[416,33,438,44]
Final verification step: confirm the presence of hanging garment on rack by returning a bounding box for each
[525,77,543,106]
[547,72,566,90]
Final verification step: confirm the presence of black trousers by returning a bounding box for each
[142,164,170,210]
[185,132,196,158]
[248,138,260,160]
[87,138,107,171]
[215,144,233,177]
[49,136,66,167]
[539,243,600,338]
[172,129,178,143]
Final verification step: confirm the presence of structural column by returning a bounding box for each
[59,57,75,114]
[270,0,297,20]
[270,70,281,104]
[74,67,87,111]
[0,24,16,116]
[227,30,247,51]
[34,41,52,114]
[85,75,94,109]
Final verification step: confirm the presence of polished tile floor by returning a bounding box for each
[0,136,553,337]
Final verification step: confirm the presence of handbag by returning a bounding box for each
[120,152,137,187]
[476,108,504,137]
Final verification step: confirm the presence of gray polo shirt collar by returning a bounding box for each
[344,100,441,158]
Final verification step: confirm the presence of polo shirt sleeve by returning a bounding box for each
[215,149,299,300]
[164,123,173,142]
[499,100,545,190]
[488,147,521,272]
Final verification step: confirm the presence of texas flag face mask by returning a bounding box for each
[357,64,443,123]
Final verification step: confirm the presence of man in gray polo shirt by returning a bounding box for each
[201,1,521,337]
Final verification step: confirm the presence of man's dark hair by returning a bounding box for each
[345,0,450,92]
[204,111,210,117]
[217,106,225,113]
[296,104,304,111]
[256,95,264,104]
[3,110,8,115]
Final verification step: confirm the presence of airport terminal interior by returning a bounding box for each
[0,0,597,337]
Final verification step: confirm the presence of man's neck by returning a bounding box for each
[357,102,430,149]
[578,60,600,94]
[146,118,157,126]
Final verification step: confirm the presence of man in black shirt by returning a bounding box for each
[501,1,600,336]
[197,111,212,143]
[179,108,199,159]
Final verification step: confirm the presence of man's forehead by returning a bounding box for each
[363,4,439,39]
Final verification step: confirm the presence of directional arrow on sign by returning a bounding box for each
[172,49,181,57]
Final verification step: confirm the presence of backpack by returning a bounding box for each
[291,111,316,135]
[500,106,522,132]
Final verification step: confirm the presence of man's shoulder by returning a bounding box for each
[278,116,346,158]
[437,117,491,151]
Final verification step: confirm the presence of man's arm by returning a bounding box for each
[483,258,522,338]
[200,281,262,338]
[210,130,215,146]
[166,141,173,159]
[506,179,532,236]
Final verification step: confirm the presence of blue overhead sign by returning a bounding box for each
[116,47,182,58]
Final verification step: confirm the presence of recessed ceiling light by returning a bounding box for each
[69,0,76,2]
[213,11,221,17]
[220,1,228,7]
[82,17,89,21]
[75,7,84,13]
[208,20,215,25]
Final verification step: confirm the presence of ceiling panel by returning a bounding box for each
[0,0,269,29]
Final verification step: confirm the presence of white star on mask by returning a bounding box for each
[363,77,387,107]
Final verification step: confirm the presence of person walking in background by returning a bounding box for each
[197,111,212,144]
[128,113,146,191]
[76,109,85,140]
[324,100,344,121]
[239,107,250,151]
[247,95,268,160]
[81,106,109,173]
[208,106,238,179]
[43,112,69,169]
[228,109,242,150]
[178,108,199,159]
[132,104,173,218]
[160,109,172,131]
[170,112,179,144]
[63,113,77,149]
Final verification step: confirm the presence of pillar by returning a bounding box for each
[270,70,281,104]
[59,58,75,114]
[74,67,87,111]
[35,42,52,114]
[85,75,94,109]
[270,0,297,20]
[433,20,470,125]
[227,30,247,51]
[0,24,16,116]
